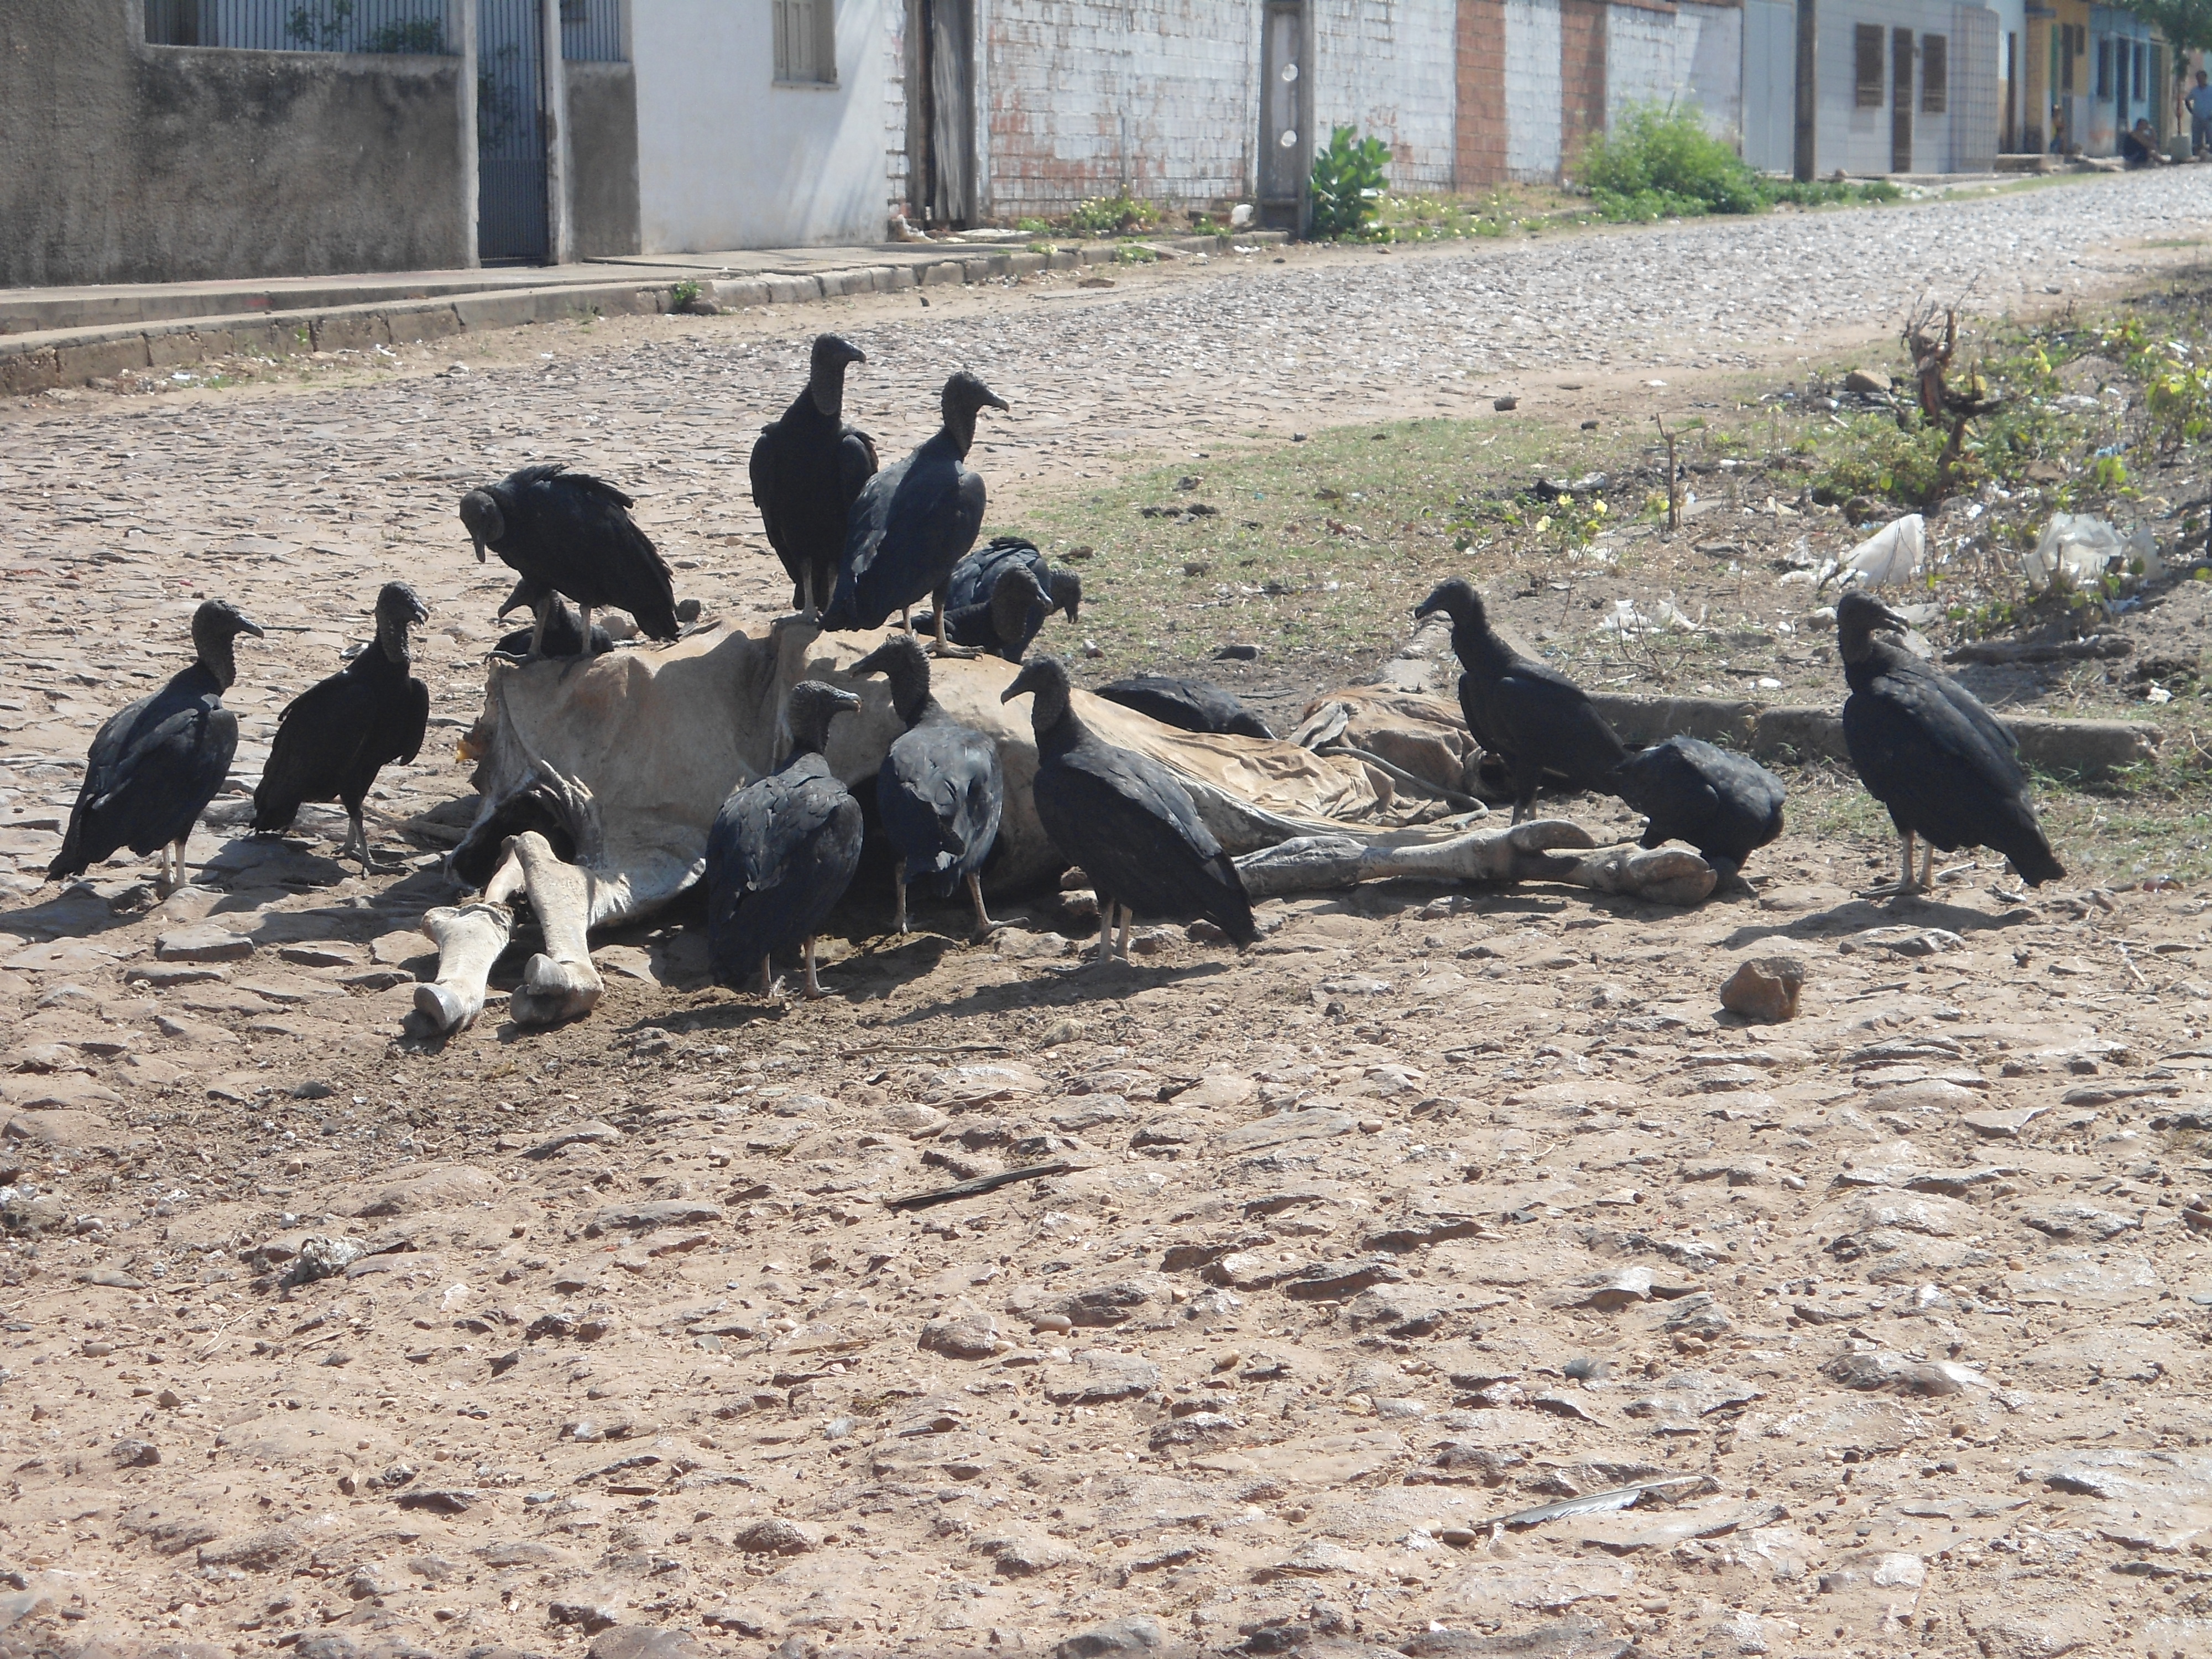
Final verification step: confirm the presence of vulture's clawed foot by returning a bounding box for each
[1856,879,1924,901]
[927,640,983,660]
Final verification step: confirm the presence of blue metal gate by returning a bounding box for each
[478,0,547,263]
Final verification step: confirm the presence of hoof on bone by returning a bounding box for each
[509,952,603,1027]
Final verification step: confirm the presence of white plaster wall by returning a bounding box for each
[1818,0,1960,174]
[1505,0,1563,180]
[1310,0,1459,191]
[1606,6,1682,124]
[1605,4,1743,137]
[633,0,892,251]
[1681,2,1745,136]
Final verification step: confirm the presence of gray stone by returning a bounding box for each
[1044,1348,1161,1404]
[155,925,253,963]
[1052,1616,1168,1659]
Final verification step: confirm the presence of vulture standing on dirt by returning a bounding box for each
[914,535,1082,659]
[852,633,1005,936]
[1002,655,1257,963]
[1095,674,1276,740]
[1415,577,1626,823]
[495,577,612,659]
[251,582,432,873]
[705,680,865,998]
[1835,589,2065,894]
[458,463,680,658]
[1610,735,1786,880]
[48,599,264,894]
[748,333,879,617]
[822,372,1009,653]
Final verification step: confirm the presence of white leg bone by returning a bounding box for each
[1233,820,1715,907]
[505,830,604,1027]
[415,900,514,1033]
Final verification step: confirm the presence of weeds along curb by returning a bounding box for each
[0,232,1288,398]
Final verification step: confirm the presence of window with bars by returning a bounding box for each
[1855,24,1886,107]
[2096,38,2111,99]
[144,0,451,52]
[774,0,837,84]
[1921,33,1947,113]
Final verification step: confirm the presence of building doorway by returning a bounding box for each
[911,0,974,228]
[477,0,549,263]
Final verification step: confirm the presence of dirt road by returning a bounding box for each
[2,176,2210,1659]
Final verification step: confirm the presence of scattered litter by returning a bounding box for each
[1825,513,1924,590]
[281,1235,365,1287]
[2025,514,2160,589]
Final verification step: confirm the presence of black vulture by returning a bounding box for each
[912,535,1081,659]
[1001,655,1256,964]
[705,680,865,998]
[48,600,263,894]
[821,372,1008,654]
[1094,675,1276,740]
[851,633,1004,936]
[1836,590,2065,893]
[458,463,679,658]
[1610,735,1786,879]
[495,576,612,659]
[913,561,1049,664]
[1414,577,1626,823]
[748,333,879,618]
[251,582,432,873]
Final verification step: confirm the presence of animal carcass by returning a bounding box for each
[413,621,1709,1034]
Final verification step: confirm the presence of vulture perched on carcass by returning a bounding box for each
[1610,735,1786,880]
[458,464,679,656]
[914,535,1081,660]
[748,333,879,618]
[821,372,1008,654]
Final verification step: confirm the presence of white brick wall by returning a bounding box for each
[1605,2,1744,137]
[973,0,1262,219]
[1505,0,1564,180]
[1310,0,1460,192]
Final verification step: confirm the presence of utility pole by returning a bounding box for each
[1793,0,1818,181]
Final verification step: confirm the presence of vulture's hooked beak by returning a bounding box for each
[236,615,266,639]
[471,534,487,564]
[1000,666,1036,705]
[849,644,895,679]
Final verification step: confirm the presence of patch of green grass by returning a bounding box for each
[1005,417,1629,681]
[1068,194,1159,236]
[1574,103,1901,221]
[1114,243,1158,265]
[668,278,701,312]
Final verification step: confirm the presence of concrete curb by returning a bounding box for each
[0,232,1288,397]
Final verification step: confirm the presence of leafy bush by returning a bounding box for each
[1068,194,1159,235]
[1576,103,1901,221]
[1575,103,1762,218]
[1308,127,1390,239]
[668,279,702,312]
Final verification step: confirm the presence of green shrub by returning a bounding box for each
[1308,127,1390,239]
[668,279,701,312]
[1574,103,1763,218]
[1070,194,1158,235]
[1016,217,1054,234]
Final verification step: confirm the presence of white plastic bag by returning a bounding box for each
[1831,514,1926,589]
[2026,514,2159,588]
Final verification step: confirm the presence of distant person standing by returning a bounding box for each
[2189,69,2212,158]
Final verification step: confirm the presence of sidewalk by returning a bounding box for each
[0,231,1290,398]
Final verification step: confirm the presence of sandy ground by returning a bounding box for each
[3,176,2212,1659]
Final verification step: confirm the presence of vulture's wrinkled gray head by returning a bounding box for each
[786,680,863,757]
[1046,567,1082,622]
[375,582,430,660]
[1413,577,1484,630]
[191,599,264,690]
[1000,653,1072,735]
[458,487,505,562]
[1835,588,1909,665]
[851,634,934,725]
